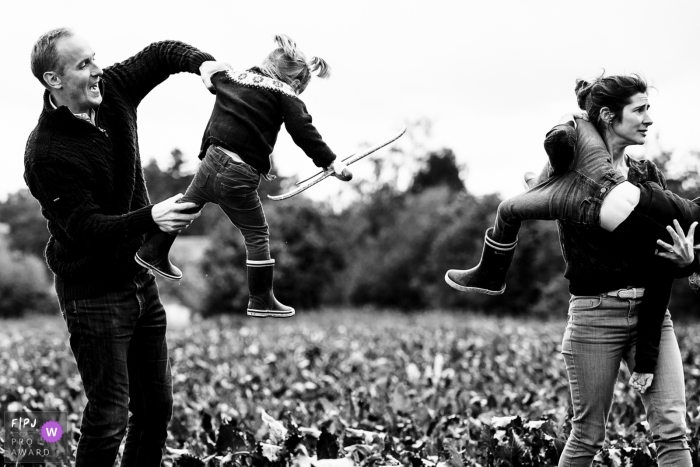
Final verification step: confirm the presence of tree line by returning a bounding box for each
[1,136,699,318]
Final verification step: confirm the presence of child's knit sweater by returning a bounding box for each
[199,67,336,175]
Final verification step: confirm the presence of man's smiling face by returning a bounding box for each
[54,34,103,114]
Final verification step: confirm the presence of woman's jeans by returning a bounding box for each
[559,295,690,467]
[58,270,172,467]
[182,145,270,261]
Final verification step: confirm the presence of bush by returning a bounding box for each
[198,199,345,316]
[0,189,49,258]
[0,238,54,317]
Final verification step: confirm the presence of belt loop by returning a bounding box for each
[632,288,637,300]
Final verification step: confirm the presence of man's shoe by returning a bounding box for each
[445,228,517,295]
[246,259,295,318]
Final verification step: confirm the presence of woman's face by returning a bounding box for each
[609,92,653,146]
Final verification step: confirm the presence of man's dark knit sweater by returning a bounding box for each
[199,67,336,175]
[24,41,215,299]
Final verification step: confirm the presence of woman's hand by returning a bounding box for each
[656,220,697,267]
[630,372,654,393]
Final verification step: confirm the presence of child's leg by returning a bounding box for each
[506,120,616,240]
[135,160,211,280]
[492,178,564,242]
[213,156,293,317]
[446,177,573,295]
[215,173,270,261]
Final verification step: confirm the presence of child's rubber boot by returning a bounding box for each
[444,227,517,295]
[135,231,182,281]
[247,259,295,318]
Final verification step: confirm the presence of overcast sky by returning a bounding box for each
[2,0,700,203]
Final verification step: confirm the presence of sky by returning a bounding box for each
[2,0,700,203]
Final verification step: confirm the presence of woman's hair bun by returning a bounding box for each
[575,78,592,111]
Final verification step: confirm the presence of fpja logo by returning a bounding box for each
[4,411,69,464]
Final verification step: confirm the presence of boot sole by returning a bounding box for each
[444,272,505,295]
[247,309,296,318]
[134,254,182,281]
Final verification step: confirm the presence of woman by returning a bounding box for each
[551,77,692,466]
[453,74,694,466]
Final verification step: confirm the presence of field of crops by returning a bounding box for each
[4,310,700,467]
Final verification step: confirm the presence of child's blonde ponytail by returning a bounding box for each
[308,57,331,79]
[261,34,332,94]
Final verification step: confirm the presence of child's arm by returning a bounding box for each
[629,219,697,390]
[624,215,696,392]
[630,258,675,392]
[280,97,336,169]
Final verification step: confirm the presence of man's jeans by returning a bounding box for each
[181,145,270,261]
[58,270,172,467]
[559,295,690,467]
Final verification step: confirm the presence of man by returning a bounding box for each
[24,28,221,466]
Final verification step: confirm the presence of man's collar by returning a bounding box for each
[48,93,95,125]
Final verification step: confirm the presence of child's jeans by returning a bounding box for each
[491,120,625,244]
[181,145,270,261]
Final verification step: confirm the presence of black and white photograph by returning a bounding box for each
[2,1,700,466]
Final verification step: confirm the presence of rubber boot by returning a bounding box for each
[247,259,295,318]
[135,231,182,281]
[444,227,517,295]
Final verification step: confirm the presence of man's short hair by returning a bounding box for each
[30,27,74,87]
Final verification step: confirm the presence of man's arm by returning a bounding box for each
[26,160,198,247]
[26,159,155,247]
[107,40,216,107]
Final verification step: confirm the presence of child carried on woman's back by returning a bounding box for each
[445,74,700,392]
[136,35,351,318]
